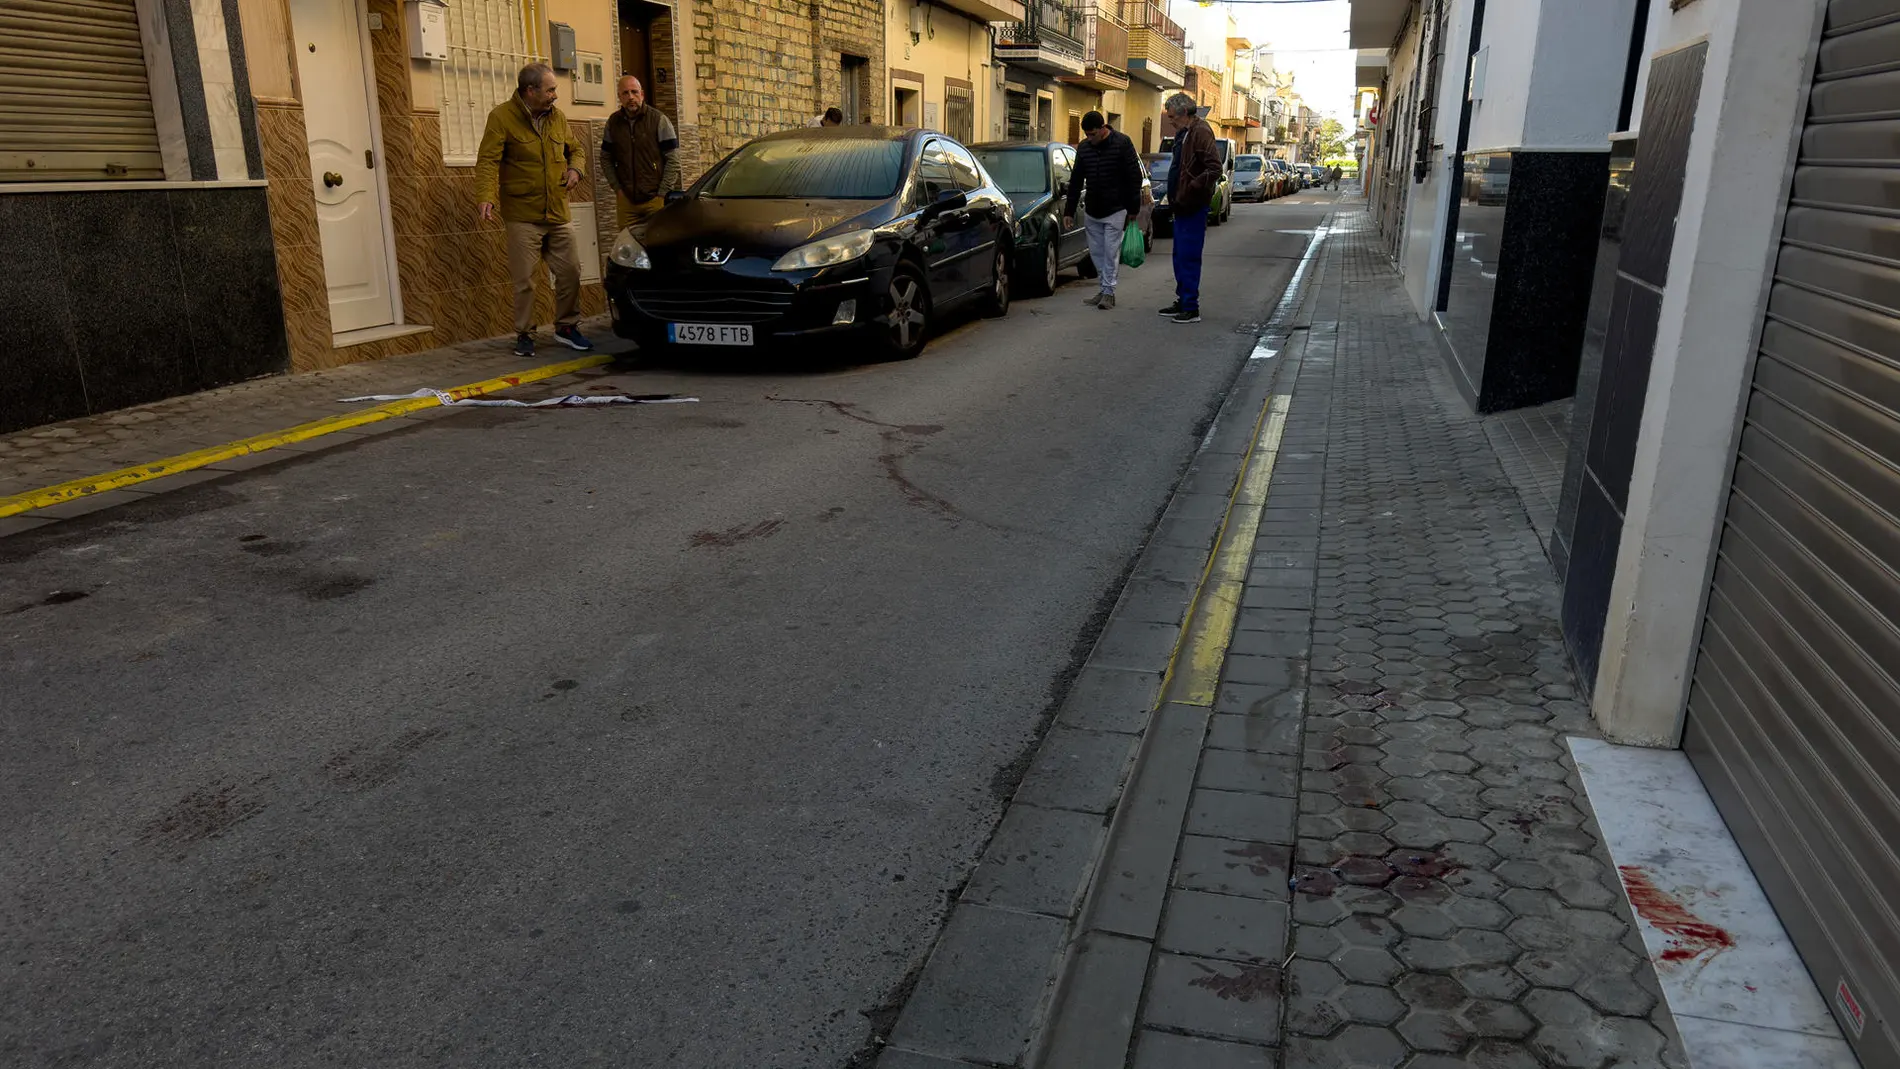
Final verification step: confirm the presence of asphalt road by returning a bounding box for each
[1,195,1336,1068]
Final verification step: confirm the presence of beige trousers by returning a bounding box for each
[617,192,666,241]
[505,221,580,334]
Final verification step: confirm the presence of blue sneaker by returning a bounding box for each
[554,325,594,351]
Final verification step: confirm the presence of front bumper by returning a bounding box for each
[607,260,890,347]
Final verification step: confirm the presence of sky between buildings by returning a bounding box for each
[1190,0,1355,120]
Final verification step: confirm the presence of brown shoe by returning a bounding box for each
[1098,294,1116,310]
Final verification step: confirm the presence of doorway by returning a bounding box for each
[841,54,868,123]
[1142,117,1153,154]
[618,0,670,117]
[1036,94,1053,142]
[893,84,921,127]
[288,0,395,333]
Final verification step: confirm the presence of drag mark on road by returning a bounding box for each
[1618,864,1736,968]
[766,395,943,437]
[690,518,787,548]
[322,727,449,792]
[139,776,273,849]
[5,589,90,614]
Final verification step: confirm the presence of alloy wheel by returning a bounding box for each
[889,275,926,351]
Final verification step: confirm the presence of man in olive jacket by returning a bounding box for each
[1159,92,1220,324]
[475,62,591,358]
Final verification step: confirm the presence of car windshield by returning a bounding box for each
[972,149,1047,194]
[1236,158,1263,172]
[1148,158,1171,181]
[701,138,906,199]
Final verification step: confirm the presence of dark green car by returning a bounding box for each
[971,141,1092,297]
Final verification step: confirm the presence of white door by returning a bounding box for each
[289,0,394,333]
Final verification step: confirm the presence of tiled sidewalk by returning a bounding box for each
[0,315,626,502]
[1115,213,1685,1067]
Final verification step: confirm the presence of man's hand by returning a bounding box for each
[478,202,496,222]
[1062,215,1073,229]
[563,168,582,191]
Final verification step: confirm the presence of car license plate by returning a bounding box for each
[668,323,753,346]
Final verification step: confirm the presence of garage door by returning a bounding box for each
[0,0,164,180]
[1681,2,1900,1063]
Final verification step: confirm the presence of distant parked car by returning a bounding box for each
[1147,153,1175,235]
[1268,158,1295,195]
[607,126,1013,361]
[1232,153,1268,202]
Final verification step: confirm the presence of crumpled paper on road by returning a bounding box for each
[340,389,699,408]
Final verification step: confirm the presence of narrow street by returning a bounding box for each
[1,197,1336,1068]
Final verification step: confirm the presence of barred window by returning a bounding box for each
[438,0,544,166]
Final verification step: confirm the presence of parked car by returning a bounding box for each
[969,140,1087,296]
[606,127,1013,361]
[1147,153,1175,236]
[1232,153,1268,202]
[1212,137,1235,225]
[1268,158,1295,196]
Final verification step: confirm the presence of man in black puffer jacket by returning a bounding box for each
[1062,111,1144,310]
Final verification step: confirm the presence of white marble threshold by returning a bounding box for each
[1568,737,1861,1069]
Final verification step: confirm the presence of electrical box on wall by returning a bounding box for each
[549,21,576,71]
[405,0,447,61]
[573,50,605,105]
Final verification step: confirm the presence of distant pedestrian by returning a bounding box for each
[808,107,844,128]
[1328,165,1341,191]
[1062,111,1143,311]
[602,75,680,244]
[476,62,591,359]
[1158,93,1219,324]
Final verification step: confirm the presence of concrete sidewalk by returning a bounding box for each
[877,211,1687,1068]
[0,316,628,529]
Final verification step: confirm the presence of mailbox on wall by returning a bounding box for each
[549,21,576,71]
[405,0,447,61]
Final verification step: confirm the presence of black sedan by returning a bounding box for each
[970,141,1090,297]
[606,127,1013,360]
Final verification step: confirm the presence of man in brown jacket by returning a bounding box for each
[1158,92,1220,324]
[475,62,591,358]
[601,75,680,241]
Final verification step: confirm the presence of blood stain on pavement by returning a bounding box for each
[1617,864,1735,966]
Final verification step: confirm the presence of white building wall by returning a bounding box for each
[1591,0,1825,743]
[1399,0,1476,318]
[1463,0,1539,152]
[1523,0,1638,147]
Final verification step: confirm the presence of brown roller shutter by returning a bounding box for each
[0,0,164,180]
[1682,1,1900,1063]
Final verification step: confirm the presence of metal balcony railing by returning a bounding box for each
[999,0,1084,57]
[1081,2,1128,75]
[1117,0,1183,44]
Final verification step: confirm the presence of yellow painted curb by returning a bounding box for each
[0,353,612,519]
[1158,391,1294,708]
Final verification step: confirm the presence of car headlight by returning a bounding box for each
[771,229,874,272]
[610,228,650,270]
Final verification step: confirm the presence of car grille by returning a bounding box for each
[628,288,796,325]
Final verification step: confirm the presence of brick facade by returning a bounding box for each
[681,0,885,182]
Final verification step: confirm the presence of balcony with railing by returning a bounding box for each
[1245,96,1263,127]
[995,0,1087,78]
[1061,2,1129,92]
[1118,0,1185,87]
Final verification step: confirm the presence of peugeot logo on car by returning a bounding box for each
[695,246,732,265]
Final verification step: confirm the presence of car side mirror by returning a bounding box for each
[664,190,688,205]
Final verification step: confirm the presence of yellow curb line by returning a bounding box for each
[0,353,613,519]
[1159,391,1294,707]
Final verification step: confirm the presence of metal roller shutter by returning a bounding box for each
[1682,1,1900,1062]
[0,0,163,180]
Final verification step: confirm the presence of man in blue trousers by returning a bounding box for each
[1159,92,1220,324]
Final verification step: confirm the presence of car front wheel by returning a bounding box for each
[981,246,1009,318]
[1028,240,1058,297]
[879,263,931,360]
